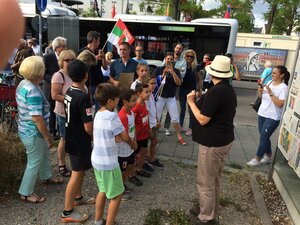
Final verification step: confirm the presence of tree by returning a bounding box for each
[263,0,280,34]
[81,7,97,17]
[270,0,300,35]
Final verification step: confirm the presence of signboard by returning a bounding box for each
[234,47,288,80]
[278,60,300,178]
[36,0,47,12]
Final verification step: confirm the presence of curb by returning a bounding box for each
[248,173,273,225]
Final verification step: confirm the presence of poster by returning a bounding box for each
[278,55,300,177]
[234,47,288,80]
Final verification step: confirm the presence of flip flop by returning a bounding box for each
[43,177,64,184]
[21,193,45,203]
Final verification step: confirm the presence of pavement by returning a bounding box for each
[155,80,278,174]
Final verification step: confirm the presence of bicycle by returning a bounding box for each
[0,82,18,132]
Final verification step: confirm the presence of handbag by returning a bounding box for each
[252,97,261,112]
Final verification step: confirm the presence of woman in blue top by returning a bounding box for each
[16,56,63,204]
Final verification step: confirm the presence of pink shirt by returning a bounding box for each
[51,70,72,117]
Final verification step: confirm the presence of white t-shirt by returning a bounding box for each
[130,79,142,90]
[146,94,157,128]
[101,65,110,77]
[117,110,135,157]
[92,110,125,170]
[258,81,288,120]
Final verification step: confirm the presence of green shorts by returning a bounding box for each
[94,167,124,199]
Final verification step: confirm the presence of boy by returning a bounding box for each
[61,60,94,223]
[118,88,140,195]
[146,74,164,168]
[92,83,132,225]
[131,83,151,178]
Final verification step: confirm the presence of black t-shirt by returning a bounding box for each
[192,80,237,147]
[64,86,93,156]
[154,66,181,98]
[181,66,197,90]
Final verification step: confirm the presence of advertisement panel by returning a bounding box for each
[234,47,288,80]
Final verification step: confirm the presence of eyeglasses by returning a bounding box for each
[204,57,209,59]
[64,58,75,63]
[186,55,194,59]
[129,98,137,102]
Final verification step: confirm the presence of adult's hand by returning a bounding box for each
[0,0,24,70]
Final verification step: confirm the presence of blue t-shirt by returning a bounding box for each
[16,80,50,139]
[261,67,272,85]
[110,58,138,80]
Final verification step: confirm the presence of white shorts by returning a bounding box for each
[156,96,179,123]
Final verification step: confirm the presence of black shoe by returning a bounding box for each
[137,169,151,178]
[143,162,154,172]
[149,159,164,167]
[189,204,200,216]
[51,133,60,140]
[128,176,143,186]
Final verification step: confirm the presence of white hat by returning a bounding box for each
[205,55,233,78]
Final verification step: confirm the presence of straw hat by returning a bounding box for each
[205,55,233,78]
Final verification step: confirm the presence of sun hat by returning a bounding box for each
[205,55,233,78]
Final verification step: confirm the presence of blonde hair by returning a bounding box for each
[19,56,45,81]
[184,49,198,70]
[77,50,96,68]
[58,50,76,69]
[105,51,113,61]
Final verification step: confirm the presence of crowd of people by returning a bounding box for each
[1,23,291,224]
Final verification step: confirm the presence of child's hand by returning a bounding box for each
[131,141,138,150]
[115,135,122,143]
[156,121,161,128]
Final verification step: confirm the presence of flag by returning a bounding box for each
[111,4,116,18]
[224,4,231,18]
[107,19,135,50]
[165,3,169,16]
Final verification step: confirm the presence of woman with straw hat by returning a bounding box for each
[187,55,237,225]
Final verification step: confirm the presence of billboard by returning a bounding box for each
[234,47,288,80]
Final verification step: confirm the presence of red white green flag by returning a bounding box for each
[107,19,135,49]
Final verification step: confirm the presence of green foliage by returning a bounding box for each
[81,7,97,17]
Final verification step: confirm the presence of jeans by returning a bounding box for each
[179,88,193,128]
[256,116,280,158]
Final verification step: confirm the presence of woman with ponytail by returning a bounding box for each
[247,65,290,167]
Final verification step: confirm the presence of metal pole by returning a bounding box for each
[38,13,42,55]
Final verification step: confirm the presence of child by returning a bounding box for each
[131,83,151,178]
[130,62,148,90]
[146,74,164,168]
[92,83,133,225]
[61,60,94,223]
[118,88,141,194]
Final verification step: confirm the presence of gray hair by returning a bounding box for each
[52,36,67,51]
[265,60,272,67]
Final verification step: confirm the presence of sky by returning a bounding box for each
[202,0,269,27]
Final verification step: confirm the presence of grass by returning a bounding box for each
[144,208,190,225]
[228,161,243,170]
[0,123,26,195]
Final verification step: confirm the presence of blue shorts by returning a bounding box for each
[56,114,65,138]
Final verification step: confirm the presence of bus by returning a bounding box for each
[21,4,238,68]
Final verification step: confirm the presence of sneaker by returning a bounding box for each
[178,137,187,146]
[185,128,192,136]
[260,155,272,164]
[246,158,261,167]
[128,176,143,186]
[61,210,89,223]
[149,159,164,167]
[74,196,95,206]
[137,169,151,178]
[143,162,154,172]
[164,128,171,136]
[121,193,132,201]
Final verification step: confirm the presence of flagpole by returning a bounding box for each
[101,19,118,51]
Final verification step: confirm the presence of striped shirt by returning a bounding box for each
[16,80,50,138]
[92,110,125,170]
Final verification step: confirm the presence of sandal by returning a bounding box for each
[59,165,71,177]
[21,193,45,203]
[43,177,64,184]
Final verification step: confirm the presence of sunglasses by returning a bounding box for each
[64,58,75,63]
[186,55,194,59]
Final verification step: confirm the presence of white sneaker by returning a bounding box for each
[260,155,272,164]
[164,128,171,136]
[246,158,261,167]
